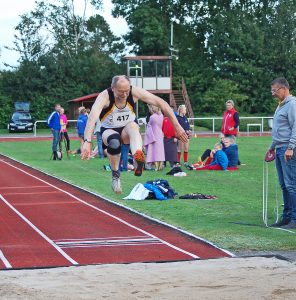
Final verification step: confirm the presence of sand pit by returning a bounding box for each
[1,257,296,299]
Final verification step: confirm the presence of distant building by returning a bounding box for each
[67,93,99,119]
[67,55,193,120]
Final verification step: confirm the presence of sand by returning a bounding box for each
[1,257,296,300]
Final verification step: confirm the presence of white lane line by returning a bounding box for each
[0,186,49,190]
[1,160,200,259]
[3,191,62,196]
[14,201,79,206]
[58,243,164,249]
[0,194,78,266]
[0,250,12,269]
[54,235,148,242]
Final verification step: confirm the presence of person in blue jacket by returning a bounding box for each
[223,137,239,168]
[195,143,228,171]
[209,143,229,170]
[47,103,61,160]
[76,107,88,154]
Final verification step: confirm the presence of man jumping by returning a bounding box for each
[81,75,188,194]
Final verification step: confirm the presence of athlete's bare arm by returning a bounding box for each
[81,90,109,160]
[132,86,188,143]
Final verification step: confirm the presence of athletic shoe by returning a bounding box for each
[184,164,194,170]
[281,222,296,229]
[193,161,204,168]
[104,165,111,171]
[270,219,290,227]
[134,149,145,177]
[111,175,122,194]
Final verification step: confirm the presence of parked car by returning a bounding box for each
[7,102,34,133]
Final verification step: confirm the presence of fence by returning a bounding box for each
[188,116,273,134]
[34,116,273,136]
[33,120,77,136]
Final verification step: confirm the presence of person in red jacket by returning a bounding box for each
[221,100,240,139]
[162,107,178,168]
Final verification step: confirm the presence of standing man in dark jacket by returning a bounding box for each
[221,100,240,139]
[47,104,61,160]
[266,77,296,229]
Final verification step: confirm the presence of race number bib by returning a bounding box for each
[111,111,134,127]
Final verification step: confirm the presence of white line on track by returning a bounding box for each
[1,160,200,260]
[13,201,79,206]
[3,191,62,196]
[0,186,49,190]
[0,249,12,269]
[0,194,78,266]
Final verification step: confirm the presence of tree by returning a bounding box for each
[123,4,170,55]
[0,0,124,125]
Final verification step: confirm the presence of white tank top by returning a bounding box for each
[100,87,136,128]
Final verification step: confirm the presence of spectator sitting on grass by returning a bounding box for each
[195,143,228,171]
[223,137,238,169]
[193,133,225,167]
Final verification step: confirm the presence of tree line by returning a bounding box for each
[1,0,296,128]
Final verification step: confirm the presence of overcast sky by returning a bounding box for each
[0,0,128,69]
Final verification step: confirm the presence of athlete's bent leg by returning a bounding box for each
[103,130,122,194]
[122,122,145,176]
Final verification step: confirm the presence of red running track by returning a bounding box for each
[0,155,232,270]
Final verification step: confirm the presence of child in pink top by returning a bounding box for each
[60,108,70,151]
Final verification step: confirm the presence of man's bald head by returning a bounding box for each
[111,75,130,88]
[111,75,131,102]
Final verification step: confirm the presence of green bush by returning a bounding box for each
[0,95,13,129]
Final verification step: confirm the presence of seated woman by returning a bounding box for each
[195,143,228,171]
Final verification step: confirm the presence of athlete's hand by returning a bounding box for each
[176,125,188,143]
[81,142,92,160]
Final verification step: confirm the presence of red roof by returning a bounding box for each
[68,93,99,103]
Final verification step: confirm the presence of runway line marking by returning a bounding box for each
[13,201,80,206]
[0,194,78,266]
[0,185,49,190]
[0,250,12,269]
[55,237,163,249]
[2,191,62,196]
[0,160,200,259]
[54,235,148,242]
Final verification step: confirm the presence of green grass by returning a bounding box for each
[1,136,295,252]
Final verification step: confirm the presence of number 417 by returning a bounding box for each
[117,115,129,122]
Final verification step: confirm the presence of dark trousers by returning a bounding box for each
[60,132,70,151]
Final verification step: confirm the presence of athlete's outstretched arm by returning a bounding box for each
[81,90,109,160]
[132,86,188,143]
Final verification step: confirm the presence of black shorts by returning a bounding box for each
[100,127,125,149]
[100,126,125,137]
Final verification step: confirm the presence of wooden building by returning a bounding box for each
[67,55,193,119]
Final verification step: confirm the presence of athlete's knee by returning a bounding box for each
[125,121,139,131]
[107,133,121,155]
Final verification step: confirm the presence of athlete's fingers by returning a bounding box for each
[81,143,91,160]
[82,151,90,160]
[181,133,189,143]
[178,131,188,143]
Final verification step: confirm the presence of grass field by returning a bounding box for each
[1,135,295,252]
